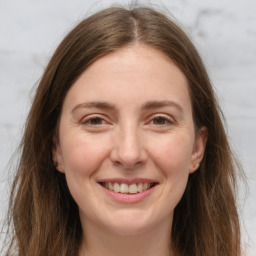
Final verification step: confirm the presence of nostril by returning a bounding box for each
[112,160,122,167]
[112,159,143,169]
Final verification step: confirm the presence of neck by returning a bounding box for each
[79,219,174,256]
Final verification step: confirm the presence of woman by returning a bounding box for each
[2,6,242,256]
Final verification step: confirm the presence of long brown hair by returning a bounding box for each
[2,6,242,256]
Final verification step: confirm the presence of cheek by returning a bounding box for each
[150,134,193,176]
[60,133,111,210]
[150,135,193,209]
[61,133,111,177]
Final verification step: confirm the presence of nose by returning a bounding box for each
[110,125,147,169]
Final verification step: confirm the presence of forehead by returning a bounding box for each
[80,45,187,86]
[62,45,191,113]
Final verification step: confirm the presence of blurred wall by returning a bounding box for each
[0,0,255,254]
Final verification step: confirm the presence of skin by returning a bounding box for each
[53,45,207,256]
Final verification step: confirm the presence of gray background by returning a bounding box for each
[0,0,255,254]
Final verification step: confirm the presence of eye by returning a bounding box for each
[86,117,104,125]
[144,114,175,132]
[81,115,108,126]
[151,116,172,126]
[80,114,113,132]
[152,116,170,125]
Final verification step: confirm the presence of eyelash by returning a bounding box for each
[149,115,173,126]
[81,115,108,126]
[81,114,174,128]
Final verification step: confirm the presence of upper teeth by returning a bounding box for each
[103,182,152,194]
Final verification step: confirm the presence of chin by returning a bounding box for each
[103,210,159,236]
[109,222,151,236]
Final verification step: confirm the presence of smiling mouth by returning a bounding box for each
[99,182,158,194]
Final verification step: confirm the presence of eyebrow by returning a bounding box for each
[141,100,183,113]
[71,101,116,113]
[71,100,183,113]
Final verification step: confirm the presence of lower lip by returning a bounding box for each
[101,185,156,203]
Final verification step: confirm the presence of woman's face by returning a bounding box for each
[53,45,207,235]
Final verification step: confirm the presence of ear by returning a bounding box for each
[189,127,208,173]
[52,136,65,173]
